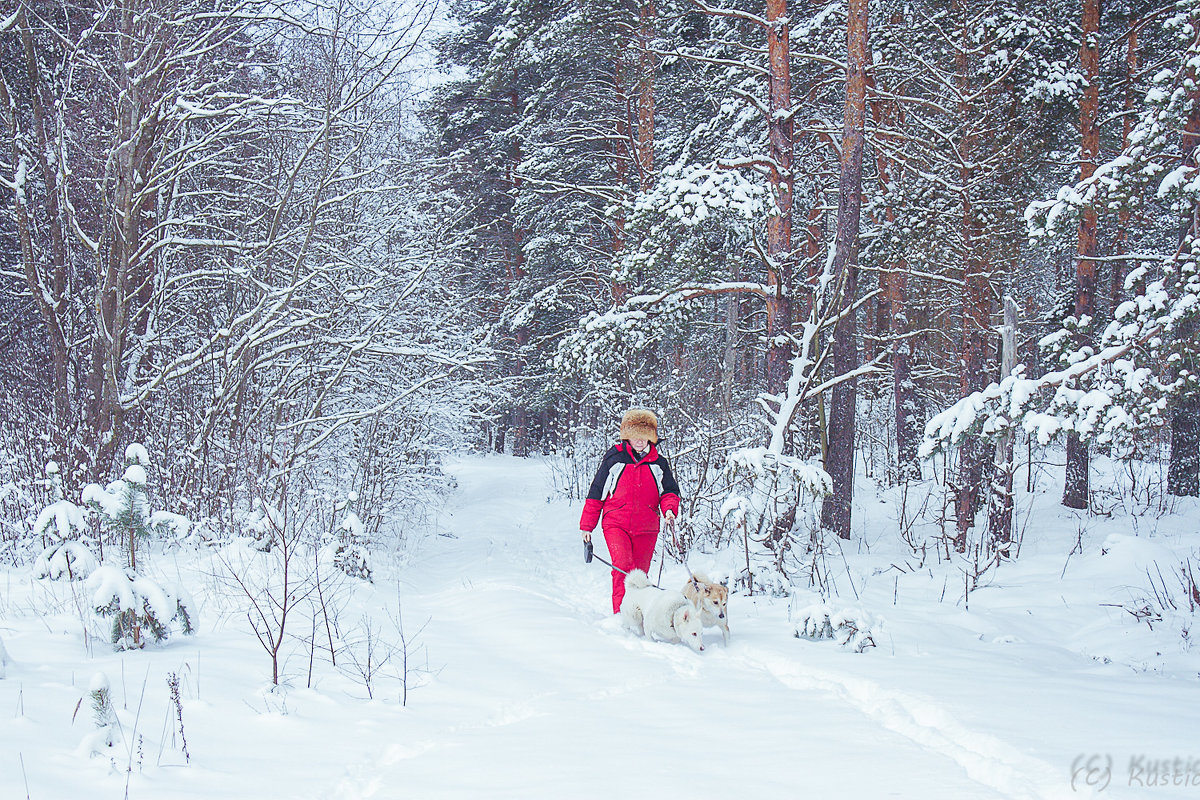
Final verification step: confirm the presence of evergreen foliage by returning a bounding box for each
[84,445,195,650]
[32,461,97,581]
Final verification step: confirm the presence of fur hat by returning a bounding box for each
[620,408,658,443]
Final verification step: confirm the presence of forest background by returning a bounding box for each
[2,0,1200,591]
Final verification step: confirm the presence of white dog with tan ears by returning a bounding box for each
[682,573,730,645]
[620,570,704,652]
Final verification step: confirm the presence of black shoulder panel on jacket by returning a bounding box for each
[585,445,626,501]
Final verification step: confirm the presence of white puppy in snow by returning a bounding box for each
[619,570,704,652]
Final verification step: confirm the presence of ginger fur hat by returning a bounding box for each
[619,408,659,443]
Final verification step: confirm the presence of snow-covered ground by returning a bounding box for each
[2,455,1198,799]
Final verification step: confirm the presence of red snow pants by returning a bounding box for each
[604,527,658,613]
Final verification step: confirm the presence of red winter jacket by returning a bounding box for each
[579,442,681,535]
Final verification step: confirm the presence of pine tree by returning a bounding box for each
[84,672,120,752]
[32,461,97,580]
[85,444,195,650]
[330,493,372,581]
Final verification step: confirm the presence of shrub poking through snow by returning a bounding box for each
[82,444,195,650]
[244,498,283,551]
[33,461,97,581]
[329,493,371,581]
[794,602,881,653]
[83,672,120,754]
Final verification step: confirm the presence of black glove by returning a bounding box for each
[584,540,594,563]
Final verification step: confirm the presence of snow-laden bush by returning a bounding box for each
[794,602,882,653]
[32,461,97,581]
[722,449,831,594]
[326,494,371,581]
[89,566,195,650]
[243,498,283,552]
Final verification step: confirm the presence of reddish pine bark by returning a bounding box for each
[612,55,630,304]
[819,0,868,540]
[1111,22,1138,312]
[1063,0,1101,510]
[952,0,991,550]
[870,76,919,481]
[764,0,794,395]
[636,0,656,191]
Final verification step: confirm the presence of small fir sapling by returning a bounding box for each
[84,444,196,650]
[82,672,120,754]
[245,498,284,551]
[32,461,98,580]
[329,493,372,581]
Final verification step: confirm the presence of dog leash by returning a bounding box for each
[584,540,628,575]
[585,540,666,588]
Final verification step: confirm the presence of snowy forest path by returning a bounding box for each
[324,456,1078,800]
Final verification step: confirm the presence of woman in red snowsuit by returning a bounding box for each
[579,408,681,613]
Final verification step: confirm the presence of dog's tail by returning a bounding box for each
[625,569,650,590]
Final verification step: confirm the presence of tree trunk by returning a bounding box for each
[722,296,739,413]
[1168,37,1200,497]
[819,0,868,540]
[1063,0,1101,510]
[612,53,630,292]
[953,0,990,551]
[6,10,74,435]
[870,75,919,482]
[763,0,794,395]
[635,0,656,192]
[986,297,1018,548]
[1169,394,1200,497]
[1111,20,1138,312]
[91,1,168,473]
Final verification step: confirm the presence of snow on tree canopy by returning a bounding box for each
[89,566,138,613]
[125,443,150,466]
[150,511,192,539]
[82,480,131,520]
[33,495,87,542]
[123,464,148,485]
[89,672,110,694]
[89,565,195,649]
[726,447,832,500]
[930,27,1200,467]
[633,164,766,227]
[35,541,99,581]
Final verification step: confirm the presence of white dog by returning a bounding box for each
[682,573,730,645]
[620,570,704,652]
